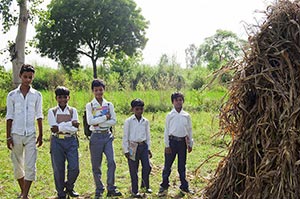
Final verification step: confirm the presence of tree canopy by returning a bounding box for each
[197,29,246,70]
[35,0,148,78]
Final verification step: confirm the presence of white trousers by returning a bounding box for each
[11,134,37,181]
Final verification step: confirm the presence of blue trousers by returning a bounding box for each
[50,136,79,198]
[160,139,188,190]
[128,143,152,194]
[89,132,116,196]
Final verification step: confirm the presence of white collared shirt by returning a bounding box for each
[6,85,43,136]
[164,108,193,147]
[48,105,79,134]
[85,98,116,131]
[122,115,151,153]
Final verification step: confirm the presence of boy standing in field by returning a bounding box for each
[6,64,43,199]
[122,99,152,198]
[48,86,80,199]
[86,79,122,199]
[158,92,194,197]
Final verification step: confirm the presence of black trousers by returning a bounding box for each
[128,143,152,194]
[160,138,188,190]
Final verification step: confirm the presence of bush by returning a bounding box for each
[33,67,67,90]
[0,66,13,92]
[69,68,93,90]
[191,77,205,90]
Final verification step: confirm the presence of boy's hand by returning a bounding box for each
[72,121,80,128]
[188,146,192,153]
[51,126,59,133]
[36,134,43,147]
[165,147,172,154]
[7,138,13,150]
[106,113,111,120]
[148,150,152,158]
[125,152,130,159]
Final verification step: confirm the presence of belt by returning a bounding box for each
[169,135,185,141]
[93,130,110,133]
[136,141,146,145]
[52,132,76,139]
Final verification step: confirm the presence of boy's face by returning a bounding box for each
[56,95,69,107]
[132,106,144,118]
[93,86,105,99]
[172,97,184,110]
[19,71,34,86]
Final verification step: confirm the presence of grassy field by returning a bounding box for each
[0,89,229,198]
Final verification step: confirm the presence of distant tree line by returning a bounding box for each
[0,28,247,92]
[1,0,246,90]
[0,54,210,92]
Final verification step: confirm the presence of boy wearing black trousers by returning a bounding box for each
[158,92,194,196]
[122,99,152,198]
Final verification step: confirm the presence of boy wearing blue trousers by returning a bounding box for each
[86,79,122,199]
[48,86,80,199]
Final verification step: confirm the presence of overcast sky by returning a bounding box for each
[1,0,272,70]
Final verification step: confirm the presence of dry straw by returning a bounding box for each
[204,1,300,198]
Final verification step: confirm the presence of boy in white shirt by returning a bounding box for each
[86,79,122,198]
[158,92,194,196]
[6,64,43,199]
[122,99,152,198]
[48,86,80,199]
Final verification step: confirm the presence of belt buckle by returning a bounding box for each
[58,134,65,139]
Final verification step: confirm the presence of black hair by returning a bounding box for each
[20,64,35,74]
[131,98,144,108]
[55,86,70,96]
[171,92,184,103]
[91,79,106,90]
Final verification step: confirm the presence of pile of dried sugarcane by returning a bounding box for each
[204,1,300,198]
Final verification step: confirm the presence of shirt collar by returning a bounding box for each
[92,98,108,106]
[57,104,70,112]
[131,114,145,122]
[17,85,35,94]
[171,108,183,114]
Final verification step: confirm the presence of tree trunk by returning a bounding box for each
[92,58,97,79]
[11,0,28,88]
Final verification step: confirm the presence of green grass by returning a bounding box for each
[0,89,227,116]
[0,89,229,198]
[0,112,228,198]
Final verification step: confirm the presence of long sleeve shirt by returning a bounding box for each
[6,85,43,136]
[122,115,151,153]
[85,98,116,131]
[164,108,193,147]
[48,105,79,134]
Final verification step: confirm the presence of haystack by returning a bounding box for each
[204,1,300,198]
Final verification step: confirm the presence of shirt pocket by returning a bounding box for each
[27,101,36,118]
[15,102,22,114]
[181,117,189,127]
[137,122,147,135]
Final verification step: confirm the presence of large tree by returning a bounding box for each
[197,29,246,71]
[35,0,148,78]
[0,0,42,87]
